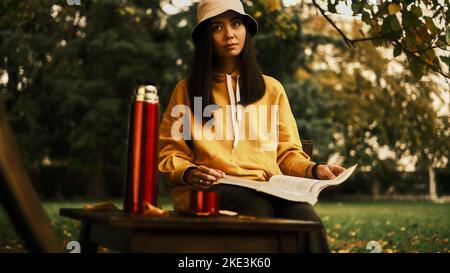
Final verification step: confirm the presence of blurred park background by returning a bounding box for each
[0,0,449,252]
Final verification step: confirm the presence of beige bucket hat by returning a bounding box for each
[192,0,258,42]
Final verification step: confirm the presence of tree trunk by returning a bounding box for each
[428,164,438,200]
[371,178,381,200]
[87,143,106,199]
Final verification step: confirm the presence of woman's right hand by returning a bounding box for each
[183,165,225,189]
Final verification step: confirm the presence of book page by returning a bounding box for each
[216,175,265,191]
[217,175,316,204]
[216,165,358,205]
[269,164,358,196]
[258,184,316,204]
[268,175,320,194]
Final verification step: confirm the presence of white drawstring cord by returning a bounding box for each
[226,74,241,153]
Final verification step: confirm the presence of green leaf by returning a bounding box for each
[382,16,393,33]
[351,1,363,15]
[424,17,439,36]
[327,2,337,13]
[410,5,423,17]
[390,15,402,32]
[371,37,384,48]
[423,49,436,65]
[361,11,371,25]
[393,45,402,57]
[435,39,446,47]
[405,31,418,51]
[438,34,447,44]
[382,16,402,40]
[440,56,450,68]
[403,11,420,28]
[409,57,425,80]
[446,28,450,45]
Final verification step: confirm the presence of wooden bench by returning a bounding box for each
[59,140,322,253]
[60,208,324,253]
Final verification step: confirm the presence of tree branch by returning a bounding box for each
[311,0,450,79]
[351,36,385,43]
[412,45,447,54]
[311,0,356,48]
[393,40,450,79]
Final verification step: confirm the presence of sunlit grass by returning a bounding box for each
[315,201,450,253]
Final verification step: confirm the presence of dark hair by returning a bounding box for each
[187,19,266,118]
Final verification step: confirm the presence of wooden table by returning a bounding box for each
[60,208,325,253]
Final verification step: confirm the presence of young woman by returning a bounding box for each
[158,0,345,252]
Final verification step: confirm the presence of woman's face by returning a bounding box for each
[210,11,247,59]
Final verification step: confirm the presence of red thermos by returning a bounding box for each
[139,85,159,212]
[124,86,146,214]
[124,84,160,214]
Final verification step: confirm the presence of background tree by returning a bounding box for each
[1,0,179,198]
[312,0,450,81]
[300,14,450,198]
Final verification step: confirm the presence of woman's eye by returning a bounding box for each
[212,25,222,32]
[232,21,242,27]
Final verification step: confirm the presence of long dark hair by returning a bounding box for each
[187,19,266,116]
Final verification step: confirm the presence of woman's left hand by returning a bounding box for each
[316,164,346,180]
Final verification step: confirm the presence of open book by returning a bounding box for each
[216,164,358,206]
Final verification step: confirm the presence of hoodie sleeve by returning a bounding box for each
[273,79,316,178]
[158,80,197,186]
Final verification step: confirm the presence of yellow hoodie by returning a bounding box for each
[158,71,316,192]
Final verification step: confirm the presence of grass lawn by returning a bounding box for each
[1,199,449,253]
[315,201,449,253]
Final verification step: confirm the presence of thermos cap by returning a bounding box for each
[144,85,159,103]
[135,84,158,102]
[145,85,157,93]
[135,86,146,102]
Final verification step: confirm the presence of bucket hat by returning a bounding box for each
[192,0,258,42]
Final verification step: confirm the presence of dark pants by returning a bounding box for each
[211,184,330,253]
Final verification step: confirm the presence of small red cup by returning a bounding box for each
[189,190,219,216]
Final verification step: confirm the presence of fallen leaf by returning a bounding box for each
[142,202,168,217]
[84,201,118,211]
